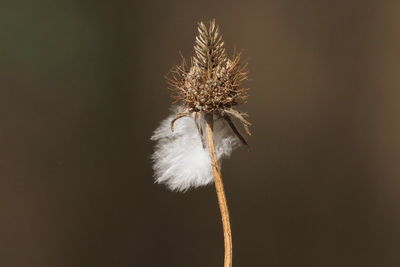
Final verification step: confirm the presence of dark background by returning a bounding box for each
[1,0,399,266]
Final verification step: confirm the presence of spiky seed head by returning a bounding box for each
[167,19,249,113]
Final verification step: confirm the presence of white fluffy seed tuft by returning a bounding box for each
[151,106,239,192]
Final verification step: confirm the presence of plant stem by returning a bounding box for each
[205,113,233,267]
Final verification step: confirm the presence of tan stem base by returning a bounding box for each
[205,113,233,267]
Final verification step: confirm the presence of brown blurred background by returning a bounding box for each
[1,0,400,266]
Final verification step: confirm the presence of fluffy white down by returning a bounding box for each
[151,107,239,191]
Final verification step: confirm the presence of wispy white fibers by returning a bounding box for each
[151,106,239,191]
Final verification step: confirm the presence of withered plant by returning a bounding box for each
[152,19,251,267]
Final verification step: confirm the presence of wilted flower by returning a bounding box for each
[168,20,251,146]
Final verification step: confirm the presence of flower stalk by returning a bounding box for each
[205,113,233,267]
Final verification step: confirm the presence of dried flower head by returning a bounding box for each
[167,19,251,145]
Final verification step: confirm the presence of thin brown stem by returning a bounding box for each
[205,113,233,267]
